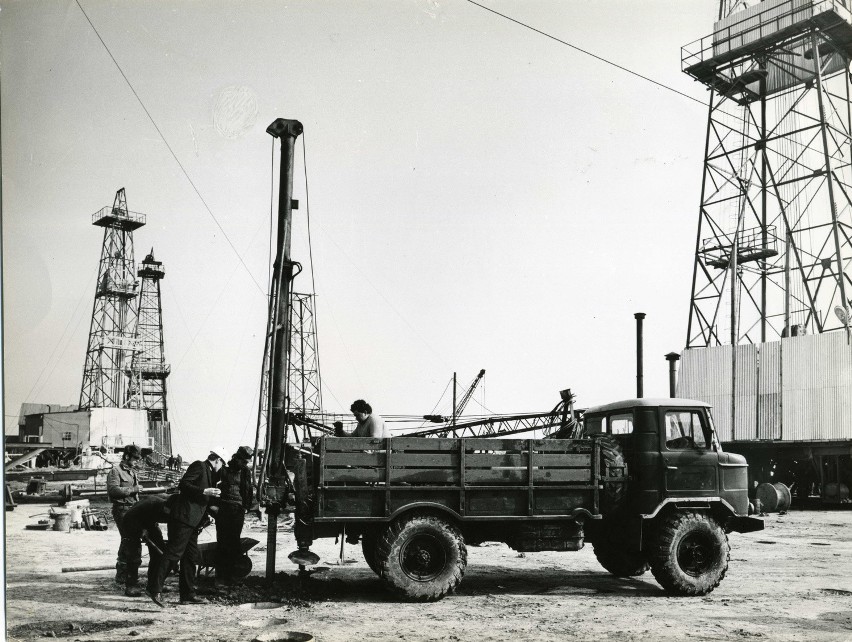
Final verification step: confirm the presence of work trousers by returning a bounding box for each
[112,504,139,584]
[151,519,201,600]
[214,503,245,583]
[122,523,165,592]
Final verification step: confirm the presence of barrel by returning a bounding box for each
[823,482,851,502]
[755,482,791,512]
[51,510,72,532]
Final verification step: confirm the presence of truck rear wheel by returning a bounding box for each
[376,513,466,602]
[648,511,729,596]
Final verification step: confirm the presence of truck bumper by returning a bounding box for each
[726,515,764,533]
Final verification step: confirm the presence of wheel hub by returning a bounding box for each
[400,534,447,581]
[677,532,713,577]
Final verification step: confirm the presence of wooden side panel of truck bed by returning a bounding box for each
[307,436,621,522]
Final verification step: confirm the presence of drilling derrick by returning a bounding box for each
[127,250,172,458]
[79,188,145,409]
[682,0,852,347]
[254,291,325,461]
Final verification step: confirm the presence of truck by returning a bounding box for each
[285,397,763,601]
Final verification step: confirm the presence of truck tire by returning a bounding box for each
[598,435,627,514]
[648,511,729,596]
[593,523,649,577]
[362,530,380,575]
[376,513,467,602]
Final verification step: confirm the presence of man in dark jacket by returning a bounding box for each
[107,444,142,589]
[147,450,224,607]
[119,496,168,598]
[214,446,254,588]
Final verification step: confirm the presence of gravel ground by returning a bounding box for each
[4,502,852,641]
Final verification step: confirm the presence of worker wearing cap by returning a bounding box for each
[117,495,169,599]
[107,444,143,588]
[147,449,224,607]
[214,445,255,589]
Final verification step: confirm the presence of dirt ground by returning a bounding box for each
[3,501,852,642]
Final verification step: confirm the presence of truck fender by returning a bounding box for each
[640,496,739,521]
[387,502,462,525]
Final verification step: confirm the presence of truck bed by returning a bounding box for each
[301,436,623,522]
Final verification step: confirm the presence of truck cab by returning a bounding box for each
[583,397,759,531]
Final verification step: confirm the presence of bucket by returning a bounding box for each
[51,509,72,532]
[755,482,791,512]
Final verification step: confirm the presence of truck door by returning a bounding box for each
[660,408,718,496]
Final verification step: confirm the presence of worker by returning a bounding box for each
[117,495,169,598]
[176,454,183,471]
[214,446,255,589]
[166,455,175,471]
[337,400,389,545]
[336,399,390,437]
[107,444,142,589]
[147,449,224,607]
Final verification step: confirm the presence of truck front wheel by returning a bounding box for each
[648,511,729,596]
[376,514,467,601]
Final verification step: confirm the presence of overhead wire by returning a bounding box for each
[464,0,708,108]
[74,0,266,297]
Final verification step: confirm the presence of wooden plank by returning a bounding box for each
[467,490,527,516]
[534,454,591,467]
[465,468,527,483]
[391,453,458,467]
[389,468,460,484]
[324,452,385,466]
[391,438,460,451]
[323,437,385,451]
[533,440,592,452]
[533,468,590,483]
[465,438,529,451]
[324,468,383,483]
[464,453,526,467]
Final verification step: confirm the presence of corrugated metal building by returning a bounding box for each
[678,331,852,443]
[17,406,151,450]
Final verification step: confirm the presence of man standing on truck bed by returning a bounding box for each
[334,399,390,437]
[107,444,142,590]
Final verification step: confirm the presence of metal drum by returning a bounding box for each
[755,482,791,512]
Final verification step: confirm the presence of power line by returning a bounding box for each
[74,0,266,296]
[464,0,707,107]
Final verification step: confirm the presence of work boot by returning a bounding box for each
[124,586,143,597]
[145,589,164,608]
[179,595,207,605]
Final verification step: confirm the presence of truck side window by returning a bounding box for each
[665,411,708,449]
[608,413,633,435]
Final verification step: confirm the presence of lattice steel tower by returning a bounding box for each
[255,291,323,448]
[682,0,852,347]
[79,188,145,409]
[127,250,172,456]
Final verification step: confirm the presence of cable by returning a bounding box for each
[464,0,707,107]
[74,0,266,296]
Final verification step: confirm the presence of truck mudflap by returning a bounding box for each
[726,515,764,533]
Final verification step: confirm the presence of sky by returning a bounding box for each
[1,0,720,460]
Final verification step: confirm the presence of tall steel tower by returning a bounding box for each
[79,188,145,409]
[254,291,324,455]
[682,0,852,348]
[127,250,172,457]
